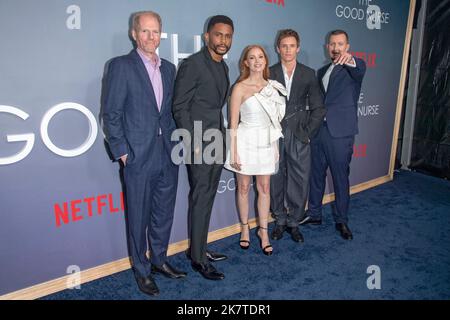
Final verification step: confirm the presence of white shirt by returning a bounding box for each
[322,64,335,93]
[282,64,296,100]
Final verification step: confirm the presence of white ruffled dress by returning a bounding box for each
[225,80,287,175]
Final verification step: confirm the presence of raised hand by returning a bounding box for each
[334,52,354,66]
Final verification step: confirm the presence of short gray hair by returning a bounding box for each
[131,11,162,32]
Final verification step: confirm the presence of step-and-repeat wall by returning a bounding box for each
[0,0,411,295]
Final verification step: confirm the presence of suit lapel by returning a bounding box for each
[222,62,230,107]
[159,61,169,114]
[319,63,332,94]
[292,62,302,90]
[318,66,327,94]
[131,50,159,113]
[327,64,342,92]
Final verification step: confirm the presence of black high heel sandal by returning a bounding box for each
[239,222,251,250]
[257,227,273,256]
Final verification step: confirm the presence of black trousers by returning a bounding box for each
[270,126,311,227]
[186,163,223,264]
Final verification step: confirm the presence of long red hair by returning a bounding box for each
[237,45,270,83]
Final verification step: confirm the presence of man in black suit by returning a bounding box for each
[172,15,234,280]
[102,11,186,296]
[270,29,326,242]
[302,30,366,240]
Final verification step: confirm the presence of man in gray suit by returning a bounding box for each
[270,29,326,242]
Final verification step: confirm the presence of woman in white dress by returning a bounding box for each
[224,45,286,255]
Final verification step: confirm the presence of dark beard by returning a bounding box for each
[210,44,230,56]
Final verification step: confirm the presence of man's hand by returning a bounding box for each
[334,52,354,66]
[120,154,128,166]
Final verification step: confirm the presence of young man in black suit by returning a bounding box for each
[172,15,234,280]
[270,29,326,243]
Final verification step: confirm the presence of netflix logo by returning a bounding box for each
[350,51,377,68]
[54,192,125,227]
[265,0,285,8]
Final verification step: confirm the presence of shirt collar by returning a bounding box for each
[137,49,161,68]
[282,63,296,80]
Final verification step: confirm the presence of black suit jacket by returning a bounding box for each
[102,49,177,164]
[172,47,230,140]
[270,62,326,143]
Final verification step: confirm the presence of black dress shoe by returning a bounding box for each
[336,223,353,240]
[191,262,225,280]
[287,227,304,243]
[136,275,159,296]
[151,262,187,279]
[271,224,286,240]
[186,249,227,262]
[299,215,322,225]
[206,250,227,262]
